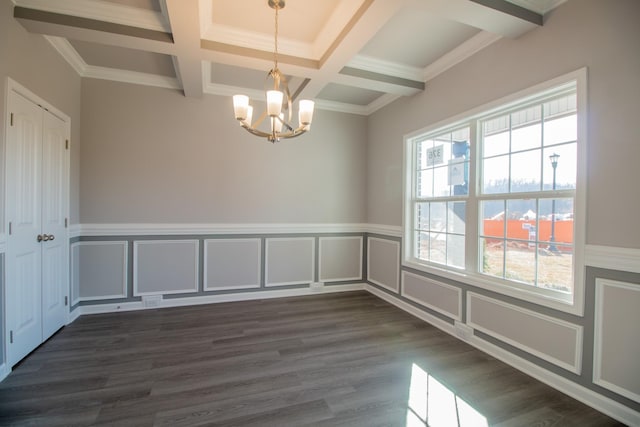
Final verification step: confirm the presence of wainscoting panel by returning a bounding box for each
[367,237,400,293]
[133,240,199,296]
[71,241,127,302]
[467,292,583,374]
[265,237,315,287]
[593,278,640,402]
[401,271,461,320]
[204,238,261,291]
[319,236,363,282]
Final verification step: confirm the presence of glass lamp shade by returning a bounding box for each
[267,90,283,117]
[243,105,253,127]
[272,113,284,133]
[233,95,249,121]
[298,99,315,126]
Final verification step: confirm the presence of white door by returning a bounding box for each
[41,110,69,339]
[6,91,44,366]
[5,85,70,367]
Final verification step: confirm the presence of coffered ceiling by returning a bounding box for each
[12,0,567,114]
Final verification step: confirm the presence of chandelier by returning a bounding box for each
[232,0,315,143]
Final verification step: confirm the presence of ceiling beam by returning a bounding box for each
[164,0,202,97]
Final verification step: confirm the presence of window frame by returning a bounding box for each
[403,69,587,315]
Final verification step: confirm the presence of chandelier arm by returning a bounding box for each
[275,114,294,132]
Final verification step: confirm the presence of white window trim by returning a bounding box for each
[403,68,587,316]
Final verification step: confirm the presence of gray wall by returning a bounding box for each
[0,1,82,225]
[366,0,640,250]
[79,79,367,224]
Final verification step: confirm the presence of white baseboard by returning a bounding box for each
[366,284,640,426]
[74,283,366,316]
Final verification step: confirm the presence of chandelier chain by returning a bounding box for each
[274,5,279,70]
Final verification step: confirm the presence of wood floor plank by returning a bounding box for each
[0,291,625,426]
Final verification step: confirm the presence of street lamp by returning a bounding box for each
[549,153,560,252]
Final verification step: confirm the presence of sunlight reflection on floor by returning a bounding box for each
[406,363,488,427]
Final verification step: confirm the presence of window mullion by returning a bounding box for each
[466,120,479,273]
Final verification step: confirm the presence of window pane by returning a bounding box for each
[510,150,541,192]
[447,234,465,268]
[537,244,573,293]
[482,155,509,194]
[418,169,433,198]
[480,237,503,278]
[512,122,541,152]
[416,203,429,231]
[417,139,434,170]
[417,231,430,261]
[430,235,446,265]
[539,198,574,246]
[544,114,577,146]
[507,199,537,222]
[483,115,510,157]
[505,241,536,285]
[447,202,466,234]
[543,144,577,190]
[480,200,505,237]
[433,165,451,197]
[429,202,446,231]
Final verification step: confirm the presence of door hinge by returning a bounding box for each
[65,218,68,228]
[9,330,13,344]
[65,139,69,150]
[10,112,14,126]
[8,221,11,235]
[65,296,68,306]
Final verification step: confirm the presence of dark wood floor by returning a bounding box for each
[0,291,624,426]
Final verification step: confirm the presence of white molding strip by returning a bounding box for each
[265,237,315,287]
[401,271,462,321]
[365,284,639,427]
[44,36,181,90]
[467,292,583,374]
[76,223,372,236]
[13,0,170,32]
[69,224,82,239]
[318,236,363,282]
[348,55,424,83]
[84,66,181,90]
[366,223,402,237]
[203,238,261,291]
[593,278,640,403]
[74,283,365,316]
[367,237,401,293]
[0,236,6,254]
[133,239,199,296]
[585,245,640,274]
[44,36,86,76]
[72,241,128,303]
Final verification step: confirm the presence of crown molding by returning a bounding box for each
[364,93,401,115]
[201,24,313,60]
[423,30,502,82]
[13,0,170,32]
[44,36,87,75]
[347,55,424,83]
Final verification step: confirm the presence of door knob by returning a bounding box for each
[49,234,55,241]
[37,234,43,242]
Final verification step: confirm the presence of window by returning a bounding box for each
[404,70,586,314]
